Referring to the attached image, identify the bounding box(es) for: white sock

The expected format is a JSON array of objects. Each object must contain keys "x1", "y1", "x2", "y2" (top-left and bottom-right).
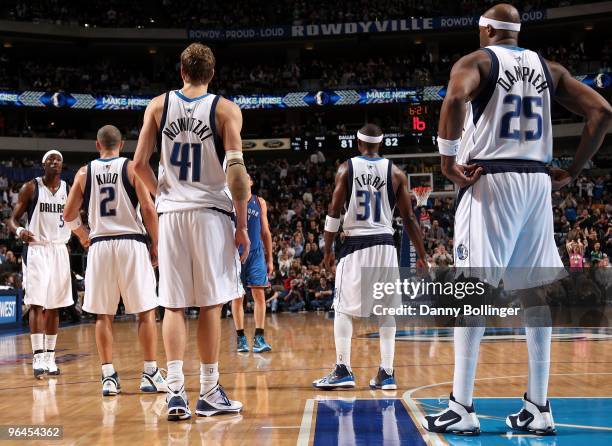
[
  {"x1": 452, "y1": 326, "x2": 485, "y2": 406},
  {"x1": 200, "y1": 362, "x2": 219, "y2": 395},
  {"x1": 334, "y1": 312, "x2": 352, "y2": 370},
  {"x1": 31, "y1": 333, "x2": 44, "y2": 353},
  {"x1": 45, "y1": 334, "x2": 57, "y2": 352},
  {"x1": 144, "y1": 360, "x2": 157, "y2": 375},
  {"x1": 167, "y1": 360, "x2": 184, "y2": 392},
  {"x1": 379, "y1": 325, "x2": 396, "y2": 374},
  {"x1": 101, "y1": 363, "x2": 115, "y2": 377},
  {"x1": 526, "y1": 326, "x2": 552, "y2": 406}
]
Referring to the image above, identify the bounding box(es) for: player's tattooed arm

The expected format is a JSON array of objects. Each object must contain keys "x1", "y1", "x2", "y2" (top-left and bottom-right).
[
  {"x1": 392, "y1": 165, "x2": 428, "y2": 271},
  {"x1": 64, "y1": 165, "x2": 90, "y2": 248},
  {"x1": 258, "y1": 197, "x2": 274, "y2": 275},
  {"x1": 546, "y1": 60, "x2": 612, "y2": 188},
  {"x1": 7, "y1": 180, "x2": 36, "y2": 243},
  {"x1": 134, "y1": 94, "x2": 164, "y2": 196},
  {"x1": 323, "y1": 161, "x2": 348, "y2": 269}
]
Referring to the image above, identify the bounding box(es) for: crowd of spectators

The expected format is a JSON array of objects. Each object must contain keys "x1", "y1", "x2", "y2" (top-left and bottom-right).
[
  {"x1": 0, "y1": 155, "x2": 609, "y2": 316},
  {"x1": 1, "y1": 0, "x2": 593, "y2": 28}
]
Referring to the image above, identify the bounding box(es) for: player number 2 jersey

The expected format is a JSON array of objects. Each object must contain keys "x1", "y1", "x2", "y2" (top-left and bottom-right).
[
  {"x1": 458, "y1": 44, "x2": 554, "y2": 164},
  {"x1": 156, "y1": 91, "x2": 232, "y2": 213},
  {"x1": 343, "y1": 156, "x2": 395, "y2": 236},
  {"x1": 27, "y1": 177, "x2": 70, "y2": 244},
  {"x1": 85, "y1": 157, "x2": 145, "y2": 239}
]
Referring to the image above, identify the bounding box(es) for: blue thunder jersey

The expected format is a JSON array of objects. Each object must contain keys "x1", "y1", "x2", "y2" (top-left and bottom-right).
[
  {"x1": 245, "y1": 195, "x2": 263, "y2": 252},
  {"x1": 342, "y1": 156, "x2": 395, "y2": 236},
  {"x1": 458, "y1": 44, "x2": 554, "y2": 164},
  {"x1": 156, "y1": 90, "x2": 233, "y2": 213},
  {"x1": 84, "y1": 157, "x2": 145, "y2": 239}
]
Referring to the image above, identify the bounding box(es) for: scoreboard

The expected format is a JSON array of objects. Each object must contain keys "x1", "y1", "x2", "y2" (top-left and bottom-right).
[{"x1": 290, "y1": 133, "x2": 435, "y2": 151}]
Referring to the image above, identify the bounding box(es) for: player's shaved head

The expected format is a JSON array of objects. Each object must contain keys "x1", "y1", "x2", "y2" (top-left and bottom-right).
[
  {"x1": 359, "y1": 123, "x2": 383, "y2": 138},
  {"x1": 479, "y1": 3, "x2": 520, "y2": 47},
  {"x1": 482, "y1": 3, "x2": 520, "y2": 24},
  {"x1": 357, "y1": 123, "x2": 383, "y2": 154},
  {"x1": 97, "y1": 125, "x2": 122, "y2": 149}
]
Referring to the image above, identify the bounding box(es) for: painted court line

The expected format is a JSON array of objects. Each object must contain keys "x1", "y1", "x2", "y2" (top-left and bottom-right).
[{"x1": 297, "y1": 398, "x2": 315, "y2": 446}]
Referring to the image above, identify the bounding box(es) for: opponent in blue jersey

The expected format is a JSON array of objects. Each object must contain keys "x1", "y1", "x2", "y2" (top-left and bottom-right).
[{"x1": 232, "y1": 176, "x2": 273, "y2": 353}]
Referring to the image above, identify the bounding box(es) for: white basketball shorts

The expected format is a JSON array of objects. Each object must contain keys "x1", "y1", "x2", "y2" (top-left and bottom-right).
[
  {"x1": 158, "y1": 208, "x2": 244, "y2": 308},
  {"x1": 23, "y1": 243, "x2": 73, "y2": 309},
  {"x1": 334, "y1": 234, "x2": 400, "y2": 318},
  {"x1": 454, "y1": 161, "x2": 564, "y2": 290},
  {"x1": 83, "y1": 235, "x2": 158, "y2": 315}
]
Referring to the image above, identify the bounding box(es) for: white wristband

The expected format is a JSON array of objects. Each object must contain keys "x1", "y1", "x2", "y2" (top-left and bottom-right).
[
  {"x1": 325, "y1": 215, "x2": 341, "y2": 233},
  {"x1": 66, "y1": 216, "x2": 82, "y2": 231},
  {"x1": 15, "y1": 227, "x2": 25, "y2": 238},
  {"x1": 226, "y1": 150, "x2": 244, "y2": 161},
  {"x1": 437, "y1": 137, "x2": 461, "y2": 156}
]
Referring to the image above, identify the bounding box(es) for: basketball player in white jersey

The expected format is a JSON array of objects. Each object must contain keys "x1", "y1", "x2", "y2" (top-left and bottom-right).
[
  {"x1": 422, "y1": 4, "x2": 612, "y2": 436},
  {"x1": 313, "y1": 124, "x2": 427, "y2": 390},
  {"x1": 8, "y1": 150, "x2": 72, "y2": 379},
  {"x1": 63, "y1": 125, "x2": 166, "y2": 396},
  {"x1": 133, "y1": 43, "x2": 249, "y2": 420}
]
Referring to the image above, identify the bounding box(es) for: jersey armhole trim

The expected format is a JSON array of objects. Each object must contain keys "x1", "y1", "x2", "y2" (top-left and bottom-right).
[
  {"x1": 471, "y1": 47, "x2": 499, "y2": 125},
  {"x1": 345, "y1": 159, "x2": 353, "y2": 210},
  {"x1": 156, "y1": 92, "x2": 170, "y2": 154},
  {"x1": 537, "y1": 53, "x2": 555, "y2": 100},
  {"x1": 386, "y1": 160, "x2": 396, "y2": 210},
  {"x1": 121, "y1": 159, "x2": 139, "y2": 210},
  {"x1": 26, "y1": 178, "x2": 39, "y2": 224},
  {"x1": 83, "y1": 162, "x2": 92, "y2": 214},
  {"x1": 209, "y1": 95, "x2": 225, "y2": 169}
]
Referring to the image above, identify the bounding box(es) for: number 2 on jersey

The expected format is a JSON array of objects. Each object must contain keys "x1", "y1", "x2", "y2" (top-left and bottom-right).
[
  {"x1": 500, "y1": 95, "x2": 543, "y2": 141},
  {"x1": 100, "y1": 186, "x2": 116, "y2": 217},
  {"x1": 356, "y1": 190, "x2": 382, "y2": 222},
  {"x1": 170, "y1": 142, "x2": 202, "y2": 182}
]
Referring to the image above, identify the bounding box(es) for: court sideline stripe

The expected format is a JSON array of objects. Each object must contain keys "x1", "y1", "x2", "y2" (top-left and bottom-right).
[{"x1": 297, "y1": 398, "x2": 315, "y2": 446}]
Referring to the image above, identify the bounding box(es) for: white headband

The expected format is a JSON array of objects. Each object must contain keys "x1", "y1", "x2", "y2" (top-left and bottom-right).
[
  {"x1": 357, "y1": 130, "x2": 383, "y2": 144},
  {"x1": 42, "y1": 149, "x2": 63, "y2": 163},
  {"x1": 478, "y1": 16, "x2": 521, "y2": 32}
]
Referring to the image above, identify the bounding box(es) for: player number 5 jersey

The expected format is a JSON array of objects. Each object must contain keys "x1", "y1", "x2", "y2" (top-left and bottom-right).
[
  {"x1": 85, "y1": 157, "x2": 145, "y2": 239},
  {"x1": 156, "y1": 91, "x2": 232, "y2": 213},
  {"x1": 343, "y1": 156, "x2": 395, "y2": 236},
  {"x1": 27, "y1": 177, "x2": 70, "y2": 244},
  {"x1": 458, "y1": 44, "x2": 554, "y2": 164}
]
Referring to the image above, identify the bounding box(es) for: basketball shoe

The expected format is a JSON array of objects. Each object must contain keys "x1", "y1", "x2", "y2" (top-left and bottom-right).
[
  {"x1": 32, "y1": 352, "x2": 46, "y2": 379},
  {"x1": 167, "y1": 385, "x2": 191, "y2": 421},
  {"x1": 101, "y1": 372, "x2": 121, "y2": 396},
  {"x1": 506, "y1": 393, "x2": 556, "y2": 436},
  {"x1": 196, "y1": 383, "x2": 243, "y2": 417},
  {"x1": 45, "y1": 351, "x2": 60, "y2": 376},
  {"x1": 312, "y1": 364, "x2": 356, "y2": 390},
  {"x1": 237, "y1": 335, "x2": 249, "y2": 352},
  {"x1": 421, "y1": 393, "x2": 480, "y2": 435},
  {"x1": 252, "y1": 334, "x2": 271, "y2": 353},
  {"x1": 369, "y1": 367, "x2": 397, "y2": 390},
  {"x1": 140, "y1": 368, "x2": 168, "y2": 393}
]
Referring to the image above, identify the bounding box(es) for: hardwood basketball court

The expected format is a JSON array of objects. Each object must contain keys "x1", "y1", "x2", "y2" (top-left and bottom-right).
[{"x1": 0, "y1": 313, "x2": 611, "y2": 445}]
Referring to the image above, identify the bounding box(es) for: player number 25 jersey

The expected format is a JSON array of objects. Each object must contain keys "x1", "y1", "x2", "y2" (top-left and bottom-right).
[
  {"x1": 458, "y1": 44, "x2": 553, "y2": 164},
  {"x1": 156, "y1": 91, "x2": 232, "y2": 213},
  {"x1": 27, "y1": 177, "x2": 70, "y2": 244},
  {"x1": 343, "y1": 156, "x2": 395, "y2": 236},
  {"x1": 85, "y1": 157, "x2": 145, "y2": 239}
]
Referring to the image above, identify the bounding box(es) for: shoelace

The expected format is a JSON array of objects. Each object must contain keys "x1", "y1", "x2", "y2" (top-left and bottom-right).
[{"x1": 213, "y1": 385, "x2": 231, "y2": 406}]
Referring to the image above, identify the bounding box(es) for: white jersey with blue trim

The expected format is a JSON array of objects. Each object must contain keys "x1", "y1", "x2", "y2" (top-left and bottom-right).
[
  {"x1": 85, "y1": 157, "x2": 145, "y2": 239},
  {"x1": 27, "y1": 177, "x2": 70, "y2": 244},
  {"x1": 342, "y1": 156, "x2": 395, "y2": 236},
  {"x1": 458, "y1": 44, "x2": 554, "y2": 164},
  {"x1": 156, "y1": 90, "x2": 232, "y2": 213}
]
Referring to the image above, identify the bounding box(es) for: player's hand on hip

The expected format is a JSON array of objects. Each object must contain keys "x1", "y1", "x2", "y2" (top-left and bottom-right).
[
  {"x1": 453, "y1": 163, "x2": 483, "y2": 188},
  {"x1": 323, "y1": 250, "x2": 335, "y2": 270},
  {"x1": 550, "y1": 167, "x2": 573, "y2": 190},
  {"x1": 19, "y1": 230, "x2": 36, "y2": 243},
  {"x1": 235, "y1": 227, "x2": 250, "y2": 263}
]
